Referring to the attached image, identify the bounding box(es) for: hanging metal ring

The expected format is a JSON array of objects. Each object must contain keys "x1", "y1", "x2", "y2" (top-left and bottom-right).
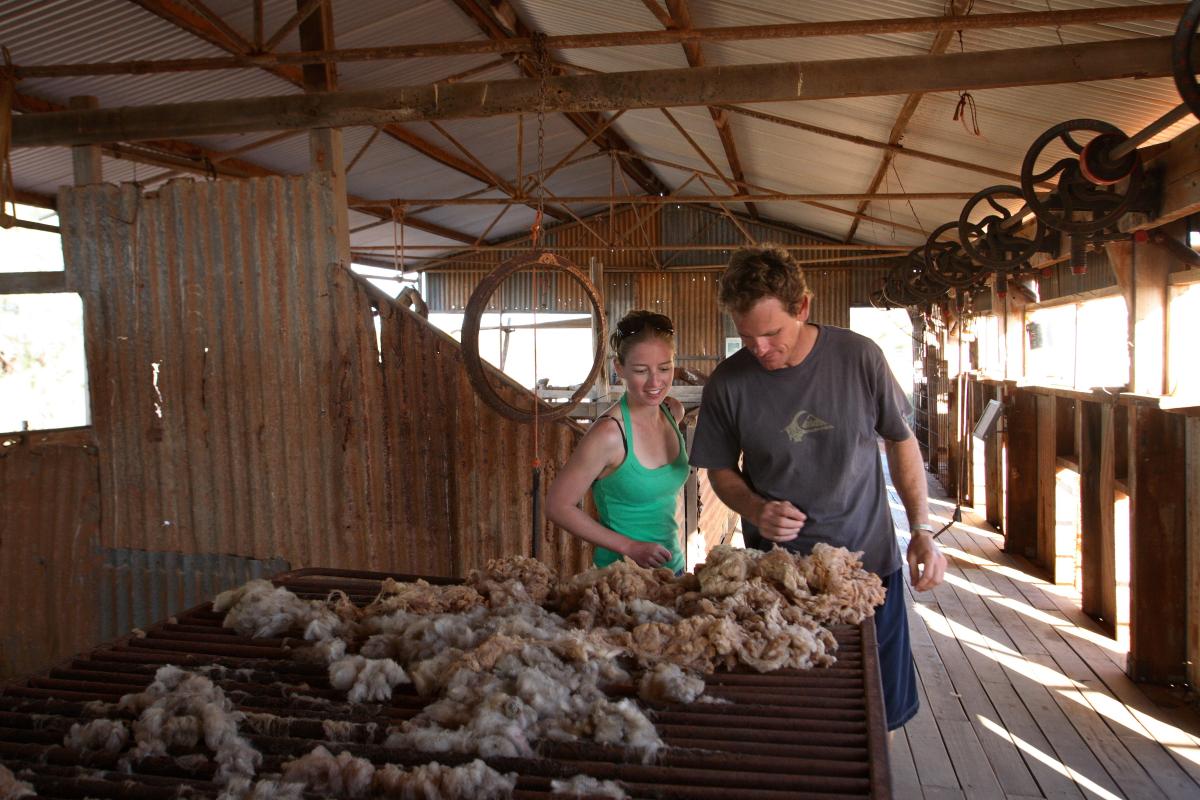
[{"x1": 461, "y1": 251, "x2": 607, "y2": 423}]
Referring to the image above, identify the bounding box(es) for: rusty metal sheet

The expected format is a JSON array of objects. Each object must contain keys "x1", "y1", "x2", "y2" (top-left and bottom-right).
[
  {"x1": 424, "y1": 204, "x2": 896, "y2": 321},
  {"x1": 0, "y1": 431, "x2": 100, "y2": 680},
  {"x1": 1036, "y1": 248, "x2": 1118, "y2": 302},
  {"x1": 96, "y1": 549, "x2": 290, "y2": 643},
  {"x1": 698, "y1": 468, "x2": 739, "y2": 552},
  {"x1": 53, "y1": 174, "x2": 592, "y2": 602}
]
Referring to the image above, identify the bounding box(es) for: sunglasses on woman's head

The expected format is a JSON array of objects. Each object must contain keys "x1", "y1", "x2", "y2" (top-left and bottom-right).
[{"x1": 616, "y1": 313, "x2": 674, "y2": 338}]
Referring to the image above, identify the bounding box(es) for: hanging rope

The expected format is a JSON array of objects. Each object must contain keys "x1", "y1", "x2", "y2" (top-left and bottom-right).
[
  {"x1": 1, "y1": 47, "x2": 18, "y2": 229},
  {"x1": 392, "y1": 202, "x2": 405, "y2": 280},
  {"x1": 528, "y1": 31, "x2": 553, "y2": 558}
]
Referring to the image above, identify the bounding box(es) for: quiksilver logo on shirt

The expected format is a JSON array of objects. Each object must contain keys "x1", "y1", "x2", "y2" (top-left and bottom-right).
[{"x1": 783, "y1": 410, "x2": 834, "y2": 443}]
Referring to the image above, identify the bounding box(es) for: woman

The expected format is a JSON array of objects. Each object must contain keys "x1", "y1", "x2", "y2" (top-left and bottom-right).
[{"x1": 546, "y1": 310, "x2": 688, "y2": 573}]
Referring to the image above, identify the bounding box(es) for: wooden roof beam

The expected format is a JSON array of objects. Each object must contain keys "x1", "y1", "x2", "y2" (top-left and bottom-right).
[
  {"x1": 844, "y1": 0, "x2": 971, "y2": 243},
  {"x1": 128, "y1": 0, "x2": 252, "y2": 55},
  {"x1": 350, "y1": 191, "x2": 975, "y2": 207},
  {"x1": 14, "y1": 36, "x2": 1177, "y2": 148},
  {"x1": 126, "y1": 0, "x2": 551, "y2": 223},
  {"x1": 720, "y1": 104, "x2": 1037, "y2": 186},
  {"x1": 663, "y1": 0, "x2": 757, "y2": 218},
  {"x1": 448, "y1": 0, "x2": 668, "y2": 197},
  {"x1": 12, "y1": 89, "x2": 475, "y2": 245},
  {"x1": 26, "y1": 4, "x2": 1187, "y2": 77}
]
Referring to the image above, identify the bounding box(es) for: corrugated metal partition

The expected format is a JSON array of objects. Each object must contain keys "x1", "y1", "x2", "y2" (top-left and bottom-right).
[
  {"x1": 1036, "y1": 248, "x2": 1118, "y2": 302},
  {"x1": 371, "y1": 293, "x2": 591, "y2": 578},
  {"x1": 633, "y1": 271, "x2": 724, "y2": 368},
  {"x1": 0, "y1": 430, "x2": 101, "y2": 679},
  {"x1": 50, "y1": 175, "x2": 591, "y2": 673}
]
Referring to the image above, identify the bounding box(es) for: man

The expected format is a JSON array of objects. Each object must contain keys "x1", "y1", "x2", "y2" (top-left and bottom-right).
[{"x1": 690, "y1": 244, "x2": 946, "y2": 731}]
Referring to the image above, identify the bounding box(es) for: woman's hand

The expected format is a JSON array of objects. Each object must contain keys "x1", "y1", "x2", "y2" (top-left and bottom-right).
[{"x1": 625, "y1": 540, "x2": 673, "y2": 569}]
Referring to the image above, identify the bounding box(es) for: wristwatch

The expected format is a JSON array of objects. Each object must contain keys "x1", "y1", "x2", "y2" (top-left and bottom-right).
[{"x1": 910, "y1": 523, "x2": 934, "y2": 535}]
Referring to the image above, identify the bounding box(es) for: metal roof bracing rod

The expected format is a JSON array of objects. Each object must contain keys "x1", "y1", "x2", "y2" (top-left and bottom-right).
[
  {"x1": 11, "y1": 4, "x2": 1188, "y2": 78},
  {"x1": 11, "y1": 37, "x2": 1177, "y2": 149},
  {"x1": 128, "y1": 0, "x2": 572, "y2": 226}
]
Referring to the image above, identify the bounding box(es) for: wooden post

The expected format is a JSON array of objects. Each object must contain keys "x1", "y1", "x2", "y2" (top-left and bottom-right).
[
  {"x1": 1186, "y1": 417, "x2": 1200, "y2": 692},
  {"x1": 683, "y1": 422, "x2": 699, "y2": 543},
  {"x1": 945, "y1": 380, "x2": 959, "y2": 499},
  {"x1": 1127, "y1": 405, "x2": 1188, "y2": 684},
  {"x1": 1035, "y1": 394, "x2": 1057, "y2": 577},
  {"x1": 925, "y1": 345, "x2": 939, "y2": 476},
  {"x1": 1080, "y1": 401, "x2": 1117, "y2": 636},
  {"x1": 1005, "y1": 389, "x2": 1038, "y2": 559},
  {"x1": 298, "y1": 1, "x2": 349, "y2": 265},
  {"x1": 1003, "y1": 286, "x2": 1027, "y2": 381},
  {"x1": 590, "y1": 257, "x2": 609, "y2": 399},
  {"x1": 984, "y1": 383, "x2": 1004, "y2": 529},
  {"x1": 69, "y1": 96, "x2": 102, "y2": 185},
  {"x1": 1107, "y1": 238, "x2": 1172, "y2": 395}
]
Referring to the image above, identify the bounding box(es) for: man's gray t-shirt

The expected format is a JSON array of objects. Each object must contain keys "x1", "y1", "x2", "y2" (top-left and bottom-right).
[{"x1": 690, "y1": 325, "x2": 912, "y2": 576}]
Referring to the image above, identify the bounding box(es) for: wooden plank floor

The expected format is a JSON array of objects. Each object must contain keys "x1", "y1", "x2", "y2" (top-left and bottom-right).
[{"x1": 884, "y1": 467, "x2": 1200, "y2": 800}]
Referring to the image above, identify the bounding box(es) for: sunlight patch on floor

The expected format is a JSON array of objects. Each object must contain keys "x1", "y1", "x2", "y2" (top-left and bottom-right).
[
  {"x1": 978, "y1": 715, "x2": 1124, "y2": 800},
  {"x1": 913, "y1": 603, "x2": 1080, "y2": 689},
  {"x1": 938, "y1": 546, "x2": 1126, "y2": 656},
  {"x1": 987, "y1": 596, "x2": 1126, "y2": 655}
]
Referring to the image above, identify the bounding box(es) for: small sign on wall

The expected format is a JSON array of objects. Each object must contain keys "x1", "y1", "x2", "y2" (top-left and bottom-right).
[{"x1": 724, "y1": 337, "x2": 742, "y2": 358}]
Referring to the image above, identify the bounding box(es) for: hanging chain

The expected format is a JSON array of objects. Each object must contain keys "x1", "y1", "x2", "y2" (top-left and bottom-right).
[{"x1": 530, "y1": 32, "x2": 549, "y2": 248}]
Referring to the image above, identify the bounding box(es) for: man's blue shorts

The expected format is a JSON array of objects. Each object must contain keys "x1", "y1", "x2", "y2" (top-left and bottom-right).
[{"x1": 875, "y1": 567, "x2": 919, "y2": 730}]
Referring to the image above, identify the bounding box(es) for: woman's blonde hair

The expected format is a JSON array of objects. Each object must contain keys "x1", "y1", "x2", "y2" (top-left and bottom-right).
[{"x1": 609, "y1": 309, "x2": 675, "y2": 363}]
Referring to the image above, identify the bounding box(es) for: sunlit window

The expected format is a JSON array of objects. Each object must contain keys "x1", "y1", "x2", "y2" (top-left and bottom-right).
[
  {"x1": 0, "y1": 204, "x2": 89, "y2": 433},
  {"x1": 1024, "y1": 295, "x2": 1127, "y2": 390},
  {"x1": 1025, "y1": 304, "x2": 1076, "y2": 386},
  {"x1": 1075, "y1": 295, "x2": 1128, "y2": 390},
  {"x1": 974, "y1": 313, "x2": 1003, "y2": 378},
  {"x1": 1168, "y1": 280, "x2": 1200, "y2": 400}
]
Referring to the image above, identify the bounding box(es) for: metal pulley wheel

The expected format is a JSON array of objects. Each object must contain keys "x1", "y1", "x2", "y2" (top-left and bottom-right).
[
  {"x1": 461, "y1": 251, "x2": 607, "y2": 423},
  {"x1": 1174, "y1": 0, "x2": 1200, "y2": 120},
  {"x1": 957, "y1": 185, "x2": 1047, "y2": 270},
  {"x1": 923, "y1": 222, "x2": 988, "y2": 290},
  {"x1": 883, "y1": 255, "x2": 926, "y2": 306},
  {"x1": 902, "y1": 248, "x2": 947, "y2": 302},
  {"x1": 1019, "y1": 119, "x2": 1143, "y2": 235}
]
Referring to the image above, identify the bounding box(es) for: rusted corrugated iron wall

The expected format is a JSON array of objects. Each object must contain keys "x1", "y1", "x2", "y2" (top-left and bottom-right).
[
  {"x1": 698, "y1": 468, "x2": 739, "y2": 551},
  {"x1": 0, "y1": 430, "x2": 101, "y2": 679},
  {"x1": 59, "y1": 177, "x2": 359, "y2": 566},
  {"x1": 370, "y1": 293, "x2": 591, "y2": 577},
  {"x1": 51, "y1": 174, "x2": 590, "y2": 662},
  {"x1": 1036, "y1": 248, "x2": 1117, "y2": 301},
  {"x1": 425, "y1": 204, "x2": 896, "y2": 354}
]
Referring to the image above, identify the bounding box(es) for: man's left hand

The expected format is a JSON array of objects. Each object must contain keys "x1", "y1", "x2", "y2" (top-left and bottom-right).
[{"x1": 906, "y1": 531, "x2": 947, "y2": 592}]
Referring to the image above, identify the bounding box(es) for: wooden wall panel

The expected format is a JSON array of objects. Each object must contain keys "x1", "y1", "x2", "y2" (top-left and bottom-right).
[
  {"x1": 1005, "y1": 390, "x2": 1038, "y2": 560},
  {"x1": 1079, "y1": 401, "x2": 1117, "y2": 637},
  {"x1": 1036, "y1": 394, "x2": 1057, "y2": 577},
  {"x1": 1128, "y1": 406, "x2": 1188, "y2": 684}
]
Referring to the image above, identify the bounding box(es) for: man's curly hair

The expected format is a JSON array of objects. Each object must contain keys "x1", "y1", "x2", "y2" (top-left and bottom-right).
[{"x1": 718, "y1": 245, "x2": 812, "y2": 316}]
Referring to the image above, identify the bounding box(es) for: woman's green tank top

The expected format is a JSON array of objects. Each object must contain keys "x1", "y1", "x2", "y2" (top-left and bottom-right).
[{"x1": 590, "y1": 394, "x2": 689, "y2": 573}]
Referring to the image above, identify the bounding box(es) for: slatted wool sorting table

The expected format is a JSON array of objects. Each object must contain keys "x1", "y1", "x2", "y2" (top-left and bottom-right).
[{"x1": 0, "y1": 567, "x2": 892, "y2": 798}]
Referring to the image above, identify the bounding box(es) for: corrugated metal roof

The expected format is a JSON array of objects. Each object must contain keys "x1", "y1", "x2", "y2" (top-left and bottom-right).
[{"x1": 5, "y1": 0, "x2": 1196, "y2": 253}]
